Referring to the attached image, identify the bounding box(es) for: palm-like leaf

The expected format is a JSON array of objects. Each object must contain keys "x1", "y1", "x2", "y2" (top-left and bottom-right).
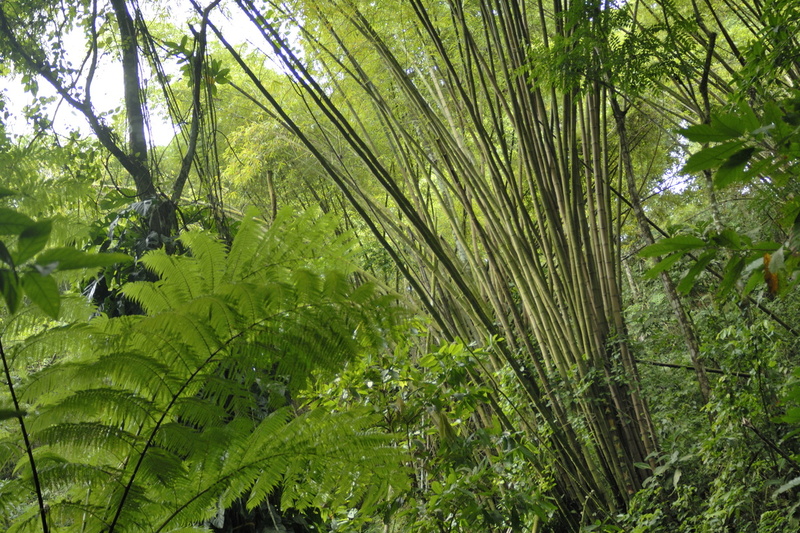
[{"x1": 1, "y1": 210, "x2": 407, "y2": 532}]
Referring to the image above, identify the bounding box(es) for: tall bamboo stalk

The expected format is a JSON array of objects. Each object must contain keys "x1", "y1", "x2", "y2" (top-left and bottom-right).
[{"x1": 208, "y1": 0, "x2": 661, "y2": 520}]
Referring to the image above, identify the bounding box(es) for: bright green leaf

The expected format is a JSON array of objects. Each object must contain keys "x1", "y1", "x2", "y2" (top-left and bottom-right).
[
  {"x1": 21, "y1": 270, "x2": 60, "y2": 318},
  {"x1": 639, "y1": 236, "x2": 707, "y2": 258},
  {"x1": 15, "y1": 219, "x2": 52, "y2": 264}
]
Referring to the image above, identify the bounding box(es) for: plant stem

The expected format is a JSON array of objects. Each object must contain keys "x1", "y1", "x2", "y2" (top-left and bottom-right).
[{"x1": 0, "y1": 336, "x2": 48, "y2": 533}]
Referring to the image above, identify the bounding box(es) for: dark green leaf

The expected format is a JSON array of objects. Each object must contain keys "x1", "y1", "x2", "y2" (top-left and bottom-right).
[
  {"x1": 714, "y1": 147, "x2": 756, "y2": 188},
  {"x1": 21, "y1": 270, "x2": 60, "y2": 318},
  {"x1": 0, "y1": 269, "x2": 21, "y2": 314},
  {"x1": 644, "y1": 252, "x2": 683, "y2": 279},
  {"x1": 717, "y1": 256, "x2": 745, "y2": 298},
  {"x1": 0, "y1": 241, "x2": 14, "y2": 268},
  {"x1": 15, "y1": 220, "x2": 52, "y2": 264},
  {"x1": 682, "y1": 141, "x2": 743, "y2": 174},
  {"x1": 35, "y1": 248, "x2": 132, "y2": 271},
  {"x1": 742, "y1": 269, "x2": 763, "y2": 297},
  {"x1": 711, "y1": 229, "x2": 742, "y2": 249},
  {"x1": 680, "y1": 121, "x2": 741, "y2": 143},
  {"x1": 0, "y1": 187, "x2": 17, "y2": 199},
  {"x1": 677, "y1": 250, "x2": 716, "y2": 294},
  {"x1": 0, "y1": 208, "x2": 35, "y2": 236},
  {"x1": 639, "y1": 236, "x2": 707, "y2": 258}
]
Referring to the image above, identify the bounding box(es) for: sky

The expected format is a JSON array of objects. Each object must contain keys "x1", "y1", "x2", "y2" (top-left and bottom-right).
[{"x1": 2, "y1": 0, "x2": 267, "y2": 146}]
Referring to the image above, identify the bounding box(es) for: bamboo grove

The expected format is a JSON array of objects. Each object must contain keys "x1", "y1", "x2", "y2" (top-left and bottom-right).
[{"x1": 1, "y1": 0, "x2": 799, "y2": 530}]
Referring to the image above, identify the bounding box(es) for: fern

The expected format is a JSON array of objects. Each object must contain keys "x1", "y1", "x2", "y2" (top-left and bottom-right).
[{"x1": 1, "y1": 210, "x2": 408, "y2": 532}]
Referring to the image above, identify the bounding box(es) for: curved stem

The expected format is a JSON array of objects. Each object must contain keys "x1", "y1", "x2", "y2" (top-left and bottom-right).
[{"x1": 0, "y1": 336, "x2": 48, "y2": 533}]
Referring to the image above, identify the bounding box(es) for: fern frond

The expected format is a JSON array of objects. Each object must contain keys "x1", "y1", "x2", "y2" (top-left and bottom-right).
[
  {"x1": 3, "y1": 210, "x2": 408, "y2": 531},
  {"x1": 178, "y1": 229, "x2": 228, "y2": 294},
  {"x1": 35, "y1": 422, "x2": 137, "y2": 460}
]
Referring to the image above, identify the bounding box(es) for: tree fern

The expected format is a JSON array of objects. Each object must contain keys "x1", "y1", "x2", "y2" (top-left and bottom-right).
[{"x1": 1, "y1": 209, "x2": 408, "y2": 532}]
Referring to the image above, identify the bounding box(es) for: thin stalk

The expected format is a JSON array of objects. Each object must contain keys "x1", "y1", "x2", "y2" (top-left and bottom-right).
[{"x1": 0, "y1": 336, "x2": 48, "y2": 533}]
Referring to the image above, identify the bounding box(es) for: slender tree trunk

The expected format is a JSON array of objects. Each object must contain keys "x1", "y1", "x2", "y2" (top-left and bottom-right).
[{"x1": 610, "y1": 94, "x2": 712, "y2": 404}]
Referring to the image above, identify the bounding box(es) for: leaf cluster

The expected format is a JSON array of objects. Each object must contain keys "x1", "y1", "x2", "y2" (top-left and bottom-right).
[{"x1": 0, "y1": 209, "x2": 409, "y2": 532}]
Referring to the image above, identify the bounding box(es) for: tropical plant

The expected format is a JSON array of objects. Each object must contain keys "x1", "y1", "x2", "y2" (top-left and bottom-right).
[{"x1": 0, "y1": 208, "x2": 408, "y2": 532}]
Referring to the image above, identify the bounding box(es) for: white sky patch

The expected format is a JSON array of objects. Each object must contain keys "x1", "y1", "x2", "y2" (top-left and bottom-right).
[{"x1": 2, "y1": 0, "x2": 274, "y2": 146}]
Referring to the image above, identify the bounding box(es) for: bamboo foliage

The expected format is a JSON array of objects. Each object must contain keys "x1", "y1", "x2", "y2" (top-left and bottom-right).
[{"x1": 204, "y1": 0, "x2": 664, "y2": 519}]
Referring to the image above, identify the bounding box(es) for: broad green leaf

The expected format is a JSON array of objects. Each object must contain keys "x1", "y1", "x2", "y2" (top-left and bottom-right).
[
  {"x1": 0, "y1": 269, "x2": 21, "y2": 314},
  {"x1": 0, "y1": 208, "x2": 35, "y2": 236},
  {"x1": 742, "y1": 269, "x2": 763, "y2": 297},
  {"x1": 21, "y1": 270, "x2": 60, "y2": 318},
  {"x1": 679, "y1": 121, "x2": 741, "y2": 143},
  {"x1": 752, "y1": 240, "x2": 781, "y2": 252},
  {"x1": 644, "y1": 252, "x2": 682, "y2": 279},
  {"x1": 639, "y1": 236, "x2": 707, "y2": 258},
  {"x1": 711, "y1": 229, "x2": 742, "y2": 249},
  {"x1": 713, "y1": 147, "x2": 756, "y2": 188},
  {"x1": 418, "y1": 354, "x2": 438, "y2": 368},
  {"x1": 717, "y1": 256, "x2": 745, "y2": 297},
  {"x1": 677, "y1": 250, "x2": 716, "y2": 294},
  {"x1": 15, "y1": 219, "x2": 52, "y2": 264},
  {"x1": 682, "y1": 141, "x2": 743, "y2": 174},
  {"x1": 0, "y1": 187, "x2": 17, "y2": 199},
  {"x1": 35, "y1": 248, "x2": 132, "y2": 271},
  {"x1": 733, "y1": 103, "x2": 760, "y2": 132}
]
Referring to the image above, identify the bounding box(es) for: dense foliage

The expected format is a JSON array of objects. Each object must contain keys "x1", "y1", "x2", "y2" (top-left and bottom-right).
[{"x1": 0, "y1": 0, "x2": 799, "y2": 531}]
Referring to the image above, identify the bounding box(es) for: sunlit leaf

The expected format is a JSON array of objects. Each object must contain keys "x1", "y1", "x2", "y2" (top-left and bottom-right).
[
  {"x1": 21, "y1": 270, "x2": 60, "y2": 318},
  {"x1": 639, "y1": 236, "x2": 707, "y2": 258}
]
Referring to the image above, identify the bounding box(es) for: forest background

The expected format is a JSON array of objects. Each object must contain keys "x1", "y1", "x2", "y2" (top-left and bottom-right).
[{"x1": 0, "y1": 0, "x2": 799, "y2": 531}]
